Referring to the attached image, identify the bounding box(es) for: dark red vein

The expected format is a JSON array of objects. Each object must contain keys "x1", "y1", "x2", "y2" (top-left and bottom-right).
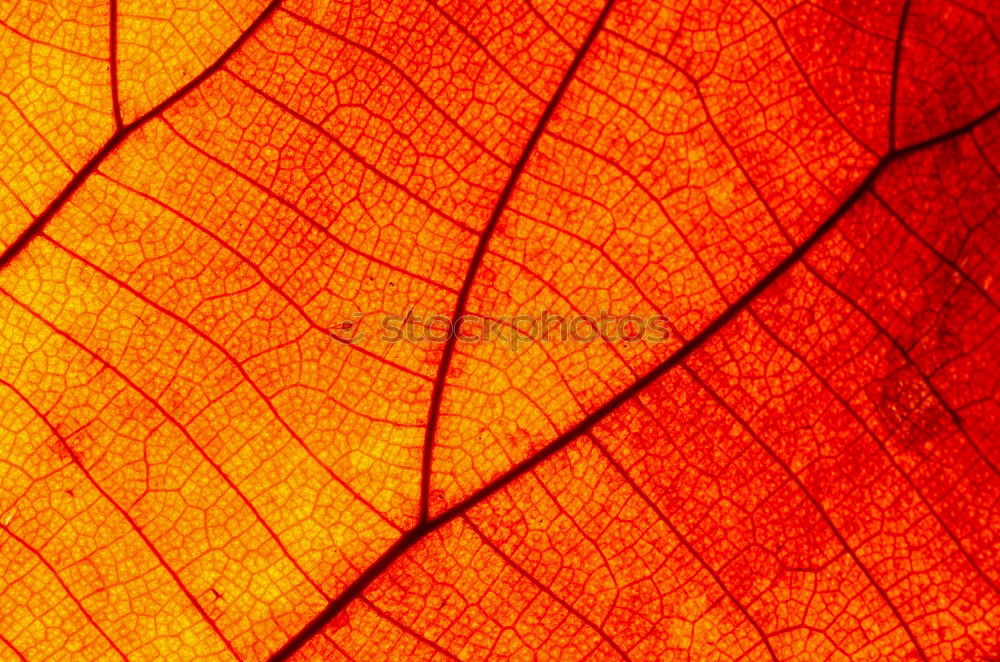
[
  {"x1": 0, "y1": 0, "x2": 284, "y2": 273},
  {"x1": 0, "y1": 633, "x2": 27, "y2": 662},
  {"x1": 417, "y1": 0, "x2": 618, "y2": 524},
  {"x1": 889, "y1": 0, "x2": 913, "y2": 150},
  {"x1": 268, "y1": 100, "x2": 1000, "y2": 662},
  {"x1": 109, "y1": 0, "x2": 123, "y2": 128}
]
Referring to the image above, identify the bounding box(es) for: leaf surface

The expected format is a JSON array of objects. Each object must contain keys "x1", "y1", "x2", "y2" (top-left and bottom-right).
[{"x1": 0, "y1": 0, "x2": 998, "y2": 660}]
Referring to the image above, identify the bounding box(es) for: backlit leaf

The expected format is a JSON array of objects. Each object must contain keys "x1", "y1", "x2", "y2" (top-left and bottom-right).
[{"x1": 1, "y1": 0, "x2": 998, "y2": 659}]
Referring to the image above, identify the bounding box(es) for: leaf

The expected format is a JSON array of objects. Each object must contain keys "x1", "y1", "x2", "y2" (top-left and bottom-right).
[{"x1": 0, "y1": 0, "x2": 998, "y2": 660}]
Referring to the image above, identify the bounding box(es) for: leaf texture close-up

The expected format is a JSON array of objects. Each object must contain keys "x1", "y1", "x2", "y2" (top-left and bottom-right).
[{"x1": 0, "y1": 0, "x2": 998, "y2": 659}]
